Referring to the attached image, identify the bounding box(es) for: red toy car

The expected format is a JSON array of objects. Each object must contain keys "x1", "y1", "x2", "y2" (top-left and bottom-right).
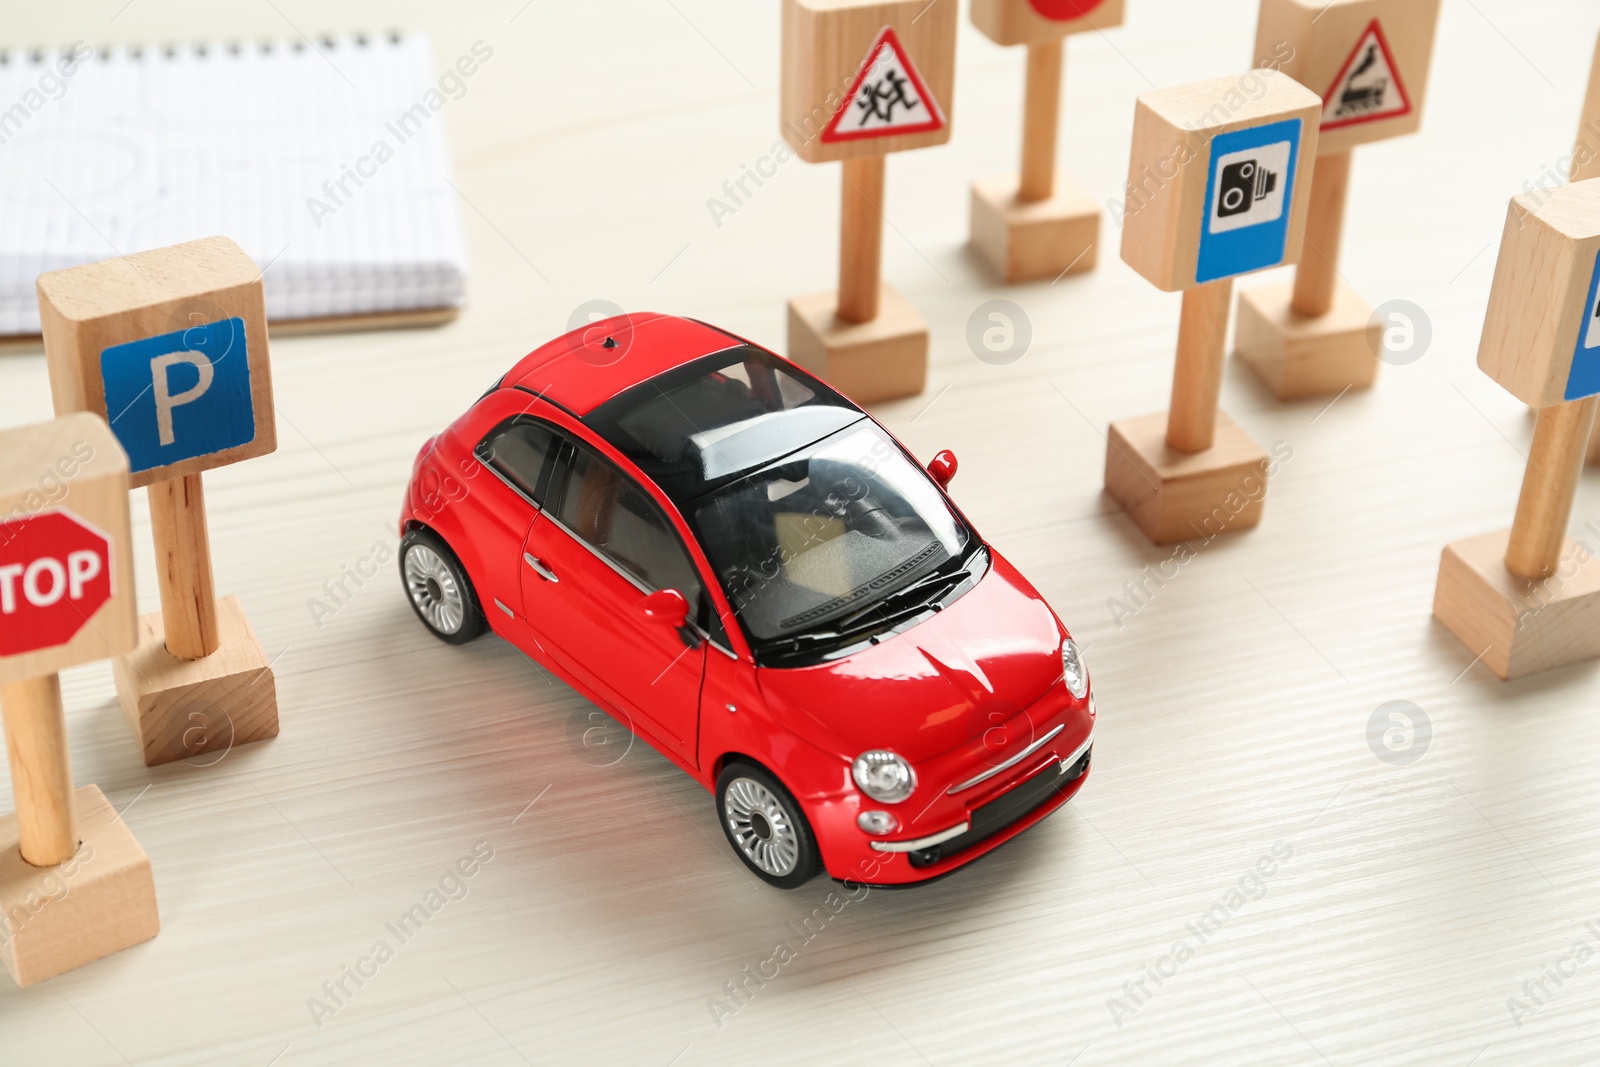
[{"x1": 399, "y1": 315, "x2": 1094, "y2": 887}]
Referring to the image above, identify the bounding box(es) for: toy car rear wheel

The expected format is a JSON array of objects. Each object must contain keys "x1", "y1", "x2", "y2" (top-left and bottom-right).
[
  {"x1": 400, "y1": 527, "x2": 485, "y2": 645},
  {"x1": 716, "y1": 761, "x2": 820, "y2": 889}
]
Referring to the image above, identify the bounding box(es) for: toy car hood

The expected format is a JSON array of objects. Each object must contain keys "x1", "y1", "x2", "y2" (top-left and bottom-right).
[{"x1": 753, "y1": 553, "x2": 1068, "y2": 767}]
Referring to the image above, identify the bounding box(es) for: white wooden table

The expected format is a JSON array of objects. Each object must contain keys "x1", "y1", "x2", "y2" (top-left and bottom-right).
[{"x1": 4, "y1": 1, "x2": 1600, "y2": 1063}]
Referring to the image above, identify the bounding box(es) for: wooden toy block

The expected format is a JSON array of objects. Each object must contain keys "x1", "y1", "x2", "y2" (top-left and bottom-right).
[
  {"x1": 970, "y1": 174, "x2": 1100, "y2": 283},
  {"x1": 1238, "y1": 1, "x2": 1440, "y2": 397},
  {"x1": 39, "y1": 238, "x2": 282, "y2": 758},
  {"x1": 0, "y1": 414, "x2": 137, "y2": 686},
  {"x1": 0, "y1": 416, "x2": 158, "y2": 986},
  {"x1": 1434, "y1": 530, "x2": 1600, "y2": 681},
  {"x1": 787, "y1": 284, "x2": 929, "y2": 404},
  {"x1": 781, "y1": 1, "x2": 955, "y2": 401},
  {"x1": 37, "y1": 236, "x2": 276, "y2": 491},
  {"x1": 1104, "y1": 411, "x2": 1270, "y2": 545},
  {"x1": 1119, "y1": 70, "x2": 1321, "y2": 292},
  {"x1": 780, "y1": 0, "x2": 957, "y2": 165},
  {"x1": 1429, "y1": 174, "x2": 1600, "y2": 678},
  {"x1": 1107, "y1": 65, "x2": 1313, "y2": 543},
  {"x1": 1254, "y1": 0, "x2": 1442, "y2": 156},
  {"x1": 971, "y1": 0, "x2": 1126, "y2": 47},
  {"x1": 968, "y1": 2, "x2": 1124, "y2": 281},
  {"x1": 1235, "y1": 278, "x2": 1381, "y2": 398},
  {"x1": 113, "y1": 596, "x2": 279, "y2": 767},
  {"x1": 1477, "y1": 180, "x2": 1600, "y2": 408},
  {"x1": 0, "y1": 784, "x2": 159, "y2": 987},
  {"x1": 1434, "y1": 310, "x2": 1600, "y2": 678}
]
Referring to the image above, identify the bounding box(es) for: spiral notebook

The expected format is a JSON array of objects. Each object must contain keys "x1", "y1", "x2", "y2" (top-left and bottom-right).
[{"x1": 0, "y1": 32, "x2": 467, "y2": 339}]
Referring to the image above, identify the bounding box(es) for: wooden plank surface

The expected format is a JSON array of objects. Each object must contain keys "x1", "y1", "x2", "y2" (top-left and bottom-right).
[{"x1": 3, "y1": 1, "x2": 1600, "y2": 1064}]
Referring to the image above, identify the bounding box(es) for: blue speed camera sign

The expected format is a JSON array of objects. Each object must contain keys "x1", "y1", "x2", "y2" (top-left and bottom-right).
[
  {"x1": 1196, "y1": 118, "x2": 1303, "y2": 284},
  {"x1": 99, "y1": 317, "x2": 256, "y2": 475}
]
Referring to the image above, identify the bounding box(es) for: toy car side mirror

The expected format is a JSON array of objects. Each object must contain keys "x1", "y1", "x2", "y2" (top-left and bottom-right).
[
  {"x1": 927, "y1": 449, "x2": 958, "y2": 489},
  {"x1": 641, "y1": 588, "x2": 691, "y2": 629}
]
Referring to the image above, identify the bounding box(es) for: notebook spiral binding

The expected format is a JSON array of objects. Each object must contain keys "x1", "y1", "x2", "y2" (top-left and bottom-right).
[{"x1": 0, "y1": 31, "x2": 406, "y2": 66}]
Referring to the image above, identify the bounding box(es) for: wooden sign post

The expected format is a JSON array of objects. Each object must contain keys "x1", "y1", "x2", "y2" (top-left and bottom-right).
[
  {"x1": 969, "y1": 0, "x2": 1125, "y2": 283},
  {"x1": 1433, "y1": 180, "x2": 1600, "y2": 679},
  {"x1": 38, "y1": 237, "x2": 281, "y2": 765},
  {"x1": 1234, "y1": 0, "x2": 1441, "y2": 398},
  {"x1": 1106, "y1": 71, "x2": 1320, "y2": 544},
  {"x1": 0, "y1": 414, "x2": 159, "y2": 986},
  {"x1": 781, "y1": 0, "x2": 957, "y2": 404}
]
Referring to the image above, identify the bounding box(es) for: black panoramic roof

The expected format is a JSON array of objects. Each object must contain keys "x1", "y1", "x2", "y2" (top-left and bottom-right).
[{"x1": 583, "y1": 345, "x2": 864, "y2": 505}]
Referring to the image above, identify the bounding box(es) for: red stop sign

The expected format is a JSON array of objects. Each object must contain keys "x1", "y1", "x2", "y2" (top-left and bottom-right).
[
  {"x1": 0, "y1": 510, "x2": 114, "y2": 658},
  {"x1": 1028, "y1": 0, "x2": 1108, "y2": 19}
]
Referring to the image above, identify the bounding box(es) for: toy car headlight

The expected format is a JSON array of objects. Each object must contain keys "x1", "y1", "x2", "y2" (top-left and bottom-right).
[
  {"x1": 1061, "y1": 638, "x2": 1089, "y2": 700},
  {"x1": 852, "y1": 750, "x2": 916, "y2": 804}
]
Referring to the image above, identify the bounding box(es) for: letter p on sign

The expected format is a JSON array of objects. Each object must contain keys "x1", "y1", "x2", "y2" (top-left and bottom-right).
[
  {"x1": 150, "y1": 349, "x2": 217, "y2": 446},
  {"x1": 98, "y1": 316, "x2": 255, "y2": 475}
]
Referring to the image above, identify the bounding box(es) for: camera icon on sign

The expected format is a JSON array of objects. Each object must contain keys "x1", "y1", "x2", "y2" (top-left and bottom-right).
[
  {"x1": 1217, "y1": 160, "x2": 1279, "y2": 218},
  {"x1": 1208, "y1": 141, "x2": 1291, "y2": 234}
]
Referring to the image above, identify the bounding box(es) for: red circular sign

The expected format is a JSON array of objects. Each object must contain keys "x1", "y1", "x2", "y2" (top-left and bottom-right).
[
  {"x1": 0, "y1": 510, "x2": 113, "y2": 658},
  {"x1": 1028, "y1": 0, "x2": 1108, "y2": 20}
]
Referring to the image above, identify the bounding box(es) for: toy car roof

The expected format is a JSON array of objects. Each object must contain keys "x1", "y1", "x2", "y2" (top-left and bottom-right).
[{"x1": 501, "y1": 313, "x2": 746, "y2": 415}]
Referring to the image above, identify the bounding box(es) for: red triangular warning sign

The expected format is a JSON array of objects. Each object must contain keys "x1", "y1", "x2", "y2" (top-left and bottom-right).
[
  {"x1": 1321, "y1": 19, "x2": 1412, "y2": 130},
  {"x1": 820, "y1": 27, "x2": 945, "y2": 144}
]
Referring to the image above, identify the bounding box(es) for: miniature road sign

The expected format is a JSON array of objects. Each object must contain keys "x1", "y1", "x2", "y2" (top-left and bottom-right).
[
  {"x1": 1434, "y1": 180, "x2": 1600, "y2": 679},
  {"x1": 782, "y1": 0, "x2": 957, "y2": 404},
  {"x1": 40, "y1": 240, "x2": 275, "y2": 489},
  {"x1": 38, "y1": 237, "x2": 280, "y2": 765},
  {"x1": 0, "y1": 414, "x2": 158, "y2": 987},
  {"x1": 969, "y1": 0, "x2": 1127, "y2": 282},
  {"x1": 0, "y1": 511, "x2": 115, "y2": 658},
  {"x1": 1319, "y1": 20, "x2": 1412, "y2": 131},
  {"x1": 1479, "y1": 182, "x2": 1600, "y2": 408},
  {"x1": 1106, "y1": 70, "x2": 1319, "y2": 544},
  {"x1": 1234, "y1": 0, "x2": 1441, "y2": 399},
  {"x1": 820, "y1": 28, "x2": 945, "y2": 142},
  {"x1": 0, "y1": 415, "x2": 136, "y2": 687}
]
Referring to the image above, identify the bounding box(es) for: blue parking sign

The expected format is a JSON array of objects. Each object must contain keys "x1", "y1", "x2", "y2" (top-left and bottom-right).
[
  {"x1": 1196, "y1": 119, "x2": 1303, "y2": 284},
  {"x1": 1567, "y1": 249, "x2": 1600, "y2": 401},
  {"x1": 100, "y1": 317, "x2": 256, "y2": 475}
]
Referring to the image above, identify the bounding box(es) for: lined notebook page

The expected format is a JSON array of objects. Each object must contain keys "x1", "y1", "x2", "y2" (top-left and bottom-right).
[{"x1": 0, "y1": 33, "x2": 466, "y2": 335}]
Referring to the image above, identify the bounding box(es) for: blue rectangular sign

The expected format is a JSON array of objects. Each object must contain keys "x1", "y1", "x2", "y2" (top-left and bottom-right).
[
  {"x1": 1196, "y1": 118, "x2": 1303, "y2": 285},
  {"x1": 1567, "y1": 248, "x2": 1600, "y2": 401},
  {"x1": 100, "y1": 317, "x2": 255, "y2": 474}
]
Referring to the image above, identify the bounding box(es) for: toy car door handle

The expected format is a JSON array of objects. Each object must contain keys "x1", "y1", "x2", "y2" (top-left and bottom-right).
[{"x1": 523, "y1": 552, "x2": 559, "y2": 583}]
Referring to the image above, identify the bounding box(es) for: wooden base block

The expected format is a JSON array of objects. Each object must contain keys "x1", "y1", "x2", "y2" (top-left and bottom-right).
[
  {"x1": 786, "y1": 286, "x2": 928, "y2": 405},
  {"x1": 969, "y1": 175, "x2": 1100, "y2": 283},
  {"x1": 0, "y1": 785, "x2": 159, "y2": 987},
  {"x1": 1433, "y1": 530, "x2": 1600, "y2": 680},
  {"x1": 1234, "y1": 281, "x2": 1381, "y2": 399},
  {"x1": 1105, "y1": 411, "x2": 1271, "y2": 545},
  {"x1": 112, "y1": 596, "x2": 279, "y2": 767}
]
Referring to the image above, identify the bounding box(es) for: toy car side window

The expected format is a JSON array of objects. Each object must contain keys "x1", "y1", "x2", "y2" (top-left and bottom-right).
[
  {"x1": 477, "y1": 418, "x2": 559, "y2": 506},
  {"x1": 555, "y1": 441, "x2": 714, "y2": 626}
]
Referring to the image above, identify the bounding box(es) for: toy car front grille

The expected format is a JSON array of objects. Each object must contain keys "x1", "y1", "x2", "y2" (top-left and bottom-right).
[{"x1": 908, "y1": 747, "x2": 1090, "y2": 869}]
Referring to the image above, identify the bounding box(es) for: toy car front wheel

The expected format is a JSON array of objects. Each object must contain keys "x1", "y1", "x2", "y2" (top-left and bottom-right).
[
  {"x1": 716, "y1": 761, "x2": 821, "y2": 889},
  {"x1": 400, "y1": 527, "x2": 485, "y2": 644}
]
